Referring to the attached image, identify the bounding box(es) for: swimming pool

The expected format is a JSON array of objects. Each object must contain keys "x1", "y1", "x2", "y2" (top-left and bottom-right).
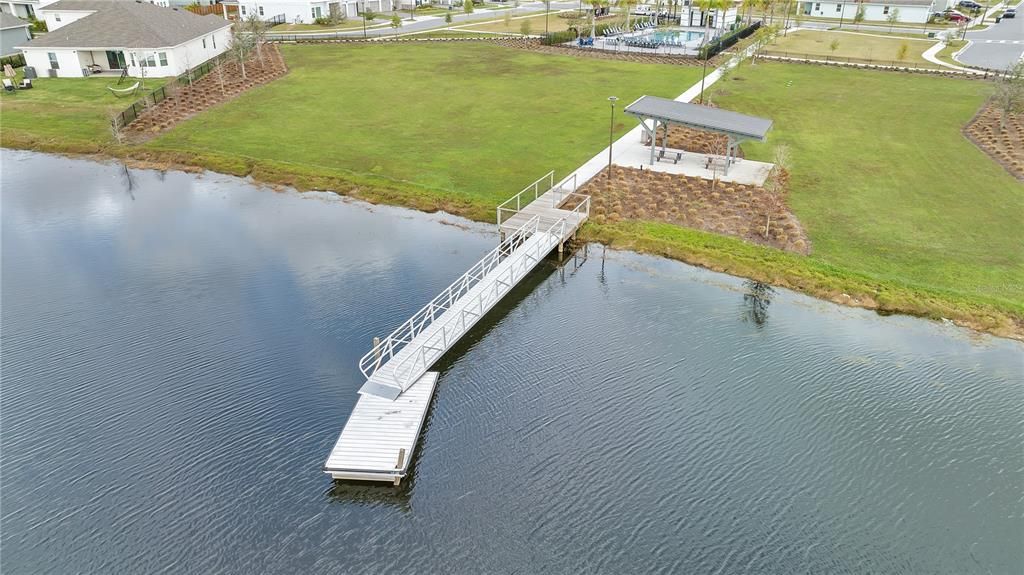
[{"x1": 634, "y1": 28, "x2": 705, "y2": 44}]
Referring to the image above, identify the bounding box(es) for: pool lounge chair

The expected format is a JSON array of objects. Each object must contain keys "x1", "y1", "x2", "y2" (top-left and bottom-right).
[{"x1": 2, "y1": 79, "x2": 15, "y2": 93}]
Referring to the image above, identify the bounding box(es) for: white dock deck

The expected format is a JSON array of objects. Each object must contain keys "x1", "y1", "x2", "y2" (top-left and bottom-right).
[
  {"x1": 324, "y1": 372, "x2": 438, "y2": 484},
  {"x1": 325, "y1": 171, "x2": 590, "y2": 484}
]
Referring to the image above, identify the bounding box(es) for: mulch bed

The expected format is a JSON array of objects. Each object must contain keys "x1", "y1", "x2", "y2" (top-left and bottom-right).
[
  {"x1": 124, "y1": 44, "x2": 288, "y2": 139},
  {"x1": 963, "y1": 100, "x2": 1023, "y2": 181},
  {"x1": 578, "y1": 166, "x2": 810, "y2": 254},
  {"x1": 653, "y1": 124, "x2": 743, "y2": 157}
]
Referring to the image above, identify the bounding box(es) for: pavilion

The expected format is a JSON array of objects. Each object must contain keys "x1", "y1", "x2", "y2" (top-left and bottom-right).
[{"x1": 623, "y1": 95, "x2": 773, "y2": 176}]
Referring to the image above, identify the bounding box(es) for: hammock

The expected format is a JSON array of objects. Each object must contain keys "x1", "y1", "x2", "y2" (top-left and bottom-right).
[{"x1": 107, "y1": 81, "x2": 140, "y2": 98}]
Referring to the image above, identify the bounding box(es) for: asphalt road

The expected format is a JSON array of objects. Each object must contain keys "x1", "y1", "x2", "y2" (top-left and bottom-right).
[{"x1": 958, "y1": 0, "x2": 1024, "y2": 70}]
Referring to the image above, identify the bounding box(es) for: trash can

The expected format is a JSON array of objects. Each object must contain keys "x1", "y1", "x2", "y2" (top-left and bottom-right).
[
  {"x1": 23, "y1": 66, "x2": 36, "y2": 79},
  {"x1": 927, "y1": 31, "x2": 935, "y2": 37},
  {"x1": 995, "y1": 15, "x2": 1002, "y2": 22}
]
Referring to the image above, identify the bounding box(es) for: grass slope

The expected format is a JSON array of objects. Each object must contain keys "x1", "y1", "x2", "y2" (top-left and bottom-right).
[
  {"x1": 149, "y1": 43, "x2": 696, "y2": 207},
  {"x1": 713, "y1": 62, "x2": 1022, "y2": 308}
]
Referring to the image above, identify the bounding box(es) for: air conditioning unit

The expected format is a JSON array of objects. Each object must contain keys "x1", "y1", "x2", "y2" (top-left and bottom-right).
[{"x1": 47, "y1": 68, "x2": 57, "y2": 77}]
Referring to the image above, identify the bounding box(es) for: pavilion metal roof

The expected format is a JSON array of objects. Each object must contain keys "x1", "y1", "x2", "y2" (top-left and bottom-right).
[{"x1": 624, "y1": 95, "x2": 773, "y2": 142}]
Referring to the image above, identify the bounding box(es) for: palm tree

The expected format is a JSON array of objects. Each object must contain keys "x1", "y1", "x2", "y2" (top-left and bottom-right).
[
  {"x1": 588, "y1": 0, "x2": 606, "y2": 36},
  {"x1": 697, "y1": 0, "x2": 716, "y2": 41},
  {"x1": 741, "y1": 0, "x2": 757, "y2": 25},
  {"x1": 621, "y1": 0, "x2": 637, "y2": 31}
]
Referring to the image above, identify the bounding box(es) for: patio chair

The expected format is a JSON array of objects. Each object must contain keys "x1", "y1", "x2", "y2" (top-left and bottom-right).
[{"x1": 2, "y1": 79, "x2": 15, "y2": 93}]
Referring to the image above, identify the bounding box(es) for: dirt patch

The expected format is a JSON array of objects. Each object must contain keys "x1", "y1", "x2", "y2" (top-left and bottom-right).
[
  {"x1": 123, "y1": 44, "x2": 288, "y2": 140},
  {"x1": 963, "y1": 100, "x2": 1024, "y2": 181},
  {"x1": 577, "y1": 166, "x2": 810, "y2": 254}
]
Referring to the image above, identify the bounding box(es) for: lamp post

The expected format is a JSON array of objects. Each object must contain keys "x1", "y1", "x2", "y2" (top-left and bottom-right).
[
  {"x1": 607, "y1": 96, "x2": 618, "y2": 179},
  {"x1": 362, "y1": 1, "x2": 367, "y2": 38},
  {"x1": 699, "y1": 49, "x2": 708, "y2": 104}
]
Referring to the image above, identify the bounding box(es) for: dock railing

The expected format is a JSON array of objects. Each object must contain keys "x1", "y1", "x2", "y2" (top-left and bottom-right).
[
  {"x1": 359, "y1": 215, "x2": 541, "y2": 381},
  {"x1": 496, "y1": 170, "x2": 555, "y2": 228},
  {"x1": 387, "y1": 215, "x2": 570, "y2": 389},
  {"x1": 549, "y1": 173, "x2": 578, "y2": 208}
]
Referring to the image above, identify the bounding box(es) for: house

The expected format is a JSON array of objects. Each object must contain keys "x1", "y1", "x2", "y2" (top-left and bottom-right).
[
  {"x1": 224, "y1": 0, "x2": 389, "y2": 25},
  {"x1": 0, "y1": 0, "x2": 57, "y2": 21},
  {"x1": 0, "y1": 12, "x2": 31, "y2": 55},
  {"x1": 799, "y1": 0, "x2": 935, "y2": 23},
  {"x1": 17, "y1": 0, "x2": 231, "y2": 78}
]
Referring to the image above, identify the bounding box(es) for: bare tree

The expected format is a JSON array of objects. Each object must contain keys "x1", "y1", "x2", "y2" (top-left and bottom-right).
[
  {"x1": 230, "y1": 22, "x2": 251, "y2": 80},
  {"x1": 108, "y1": 111, "x2": 125, "y2": 145},
  {"x1": 763, "y1": 144, "x2": 789, "y2": 238},
  {"x1": 246, "y1": 14, "x2": 267, "y2": 68},
  {"x1": 993, "y1": 60, "x2": 1024, "y2": 132}
]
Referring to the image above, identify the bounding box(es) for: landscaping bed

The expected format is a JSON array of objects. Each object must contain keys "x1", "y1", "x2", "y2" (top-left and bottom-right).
[
  {"x1": 578, "y1": 166, "x2": 809, "y2": 254},
  {"x1": 125, "y1": 44, "x2": 288, "y2": 139},
  {"x1": 963, "y1": 101, "x2": 1023, "y2": 180}
]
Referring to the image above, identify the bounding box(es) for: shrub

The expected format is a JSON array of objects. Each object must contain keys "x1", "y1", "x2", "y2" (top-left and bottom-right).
[
  {"x1": 0, "y1": 53, "x2": 26, "y2": 69},
  {"x1": 314, "y1": 16, "x2": 332, "y2": 25}
]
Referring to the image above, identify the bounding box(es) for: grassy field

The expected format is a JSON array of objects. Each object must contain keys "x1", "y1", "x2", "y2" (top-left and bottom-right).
[
  {"x1": 765, "y1": 30, "x2": 938, "y2": 66},
  {"x1": 459, "y1": 11, "x2": 570, "y2": 34},
  {"x1": 709, "y1": 62, "x2": 1021, "y2": 310},
  {"x1": 147, "y1": 43, "x2": 696, "y2": 208},
  {"x1": 0, "y1": 75, "x2": 167, "y2": 143}
]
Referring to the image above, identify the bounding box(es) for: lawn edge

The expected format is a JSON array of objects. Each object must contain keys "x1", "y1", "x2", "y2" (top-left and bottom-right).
[{"x1": 4, "y1": 133, "x2": 1021, "y2": 341}]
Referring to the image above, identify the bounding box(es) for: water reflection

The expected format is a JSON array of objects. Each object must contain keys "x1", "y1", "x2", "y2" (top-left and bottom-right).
[{"x1": 742, "y1": 279, "x2": 775, "y2": 327}]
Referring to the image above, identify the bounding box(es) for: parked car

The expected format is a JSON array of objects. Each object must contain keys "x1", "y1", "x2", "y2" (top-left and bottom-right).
[
  {"x1": 945, "y1": 11, "x2": 969, "y2": 22},
  {"x1": 958, "y1": 0, "x2": 981, "y2": 9},
  {"x1": 1004, "y1": 8, "x2": 1016, "y2": 17}
]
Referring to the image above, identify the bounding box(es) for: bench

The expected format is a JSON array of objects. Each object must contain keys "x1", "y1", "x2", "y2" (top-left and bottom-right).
[{"x1": 658, "y1": 149, "x2": 682, "y2": 164}]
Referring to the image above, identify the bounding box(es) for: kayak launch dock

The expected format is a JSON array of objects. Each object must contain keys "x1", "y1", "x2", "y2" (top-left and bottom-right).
[{"x1": 324, "y1": 172, "x2": 590, "y2": 484}]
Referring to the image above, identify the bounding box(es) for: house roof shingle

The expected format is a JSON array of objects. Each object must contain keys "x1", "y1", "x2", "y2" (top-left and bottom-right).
[
  {"x1": 21, "y1": 0, "x2": 230, "y2": 49},
  {"x1": 0, "y1": 12, "x2": 31, "y2": 30}
]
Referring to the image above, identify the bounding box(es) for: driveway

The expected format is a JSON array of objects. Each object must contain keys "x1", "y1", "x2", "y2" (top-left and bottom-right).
[{"x1": 958, "y1": 1, "x2": 1024, "y2": 70}]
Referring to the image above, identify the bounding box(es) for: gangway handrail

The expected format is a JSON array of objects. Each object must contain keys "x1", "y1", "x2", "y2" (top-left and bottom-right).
[
  {"x1": 358, "y1": 215, "x2": 541, "y2": 381},
  {"x1": 496, "y1": 170, "x2": 555, "y2": 227},
  {"x1": 386, "y1": 216, "x2": 569, "y2": 389}
]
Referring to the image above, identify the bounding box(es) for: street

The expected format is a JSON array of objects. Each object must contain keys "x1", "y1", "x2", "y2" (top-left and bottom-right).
[{"x1": 958, "y1": 0, "x2": 1024, "y2": 70}]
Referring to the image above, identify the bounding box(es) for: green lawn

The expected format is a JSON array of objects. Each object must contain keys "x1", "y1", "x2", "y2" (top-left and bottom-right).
[
  {"x1": 765, "y1": 30, "x2": 939, "y2": 67},
  {"x1": 712, "y1": 62, "x2": 1022, "y2": 307},
  {"x1": 148, "y1": 43, "x2": 698, "y2": 207},
  {"x1": 0, "y1": 75, "x2": 168, "y2": 143}
]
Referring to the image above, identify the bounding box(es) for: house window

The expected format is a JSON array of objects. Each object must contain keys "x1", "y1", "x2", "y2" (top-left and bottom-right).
[
  {"x1": 140, "y1": 53, "x2": 156, "y2": 67},
  {"x1": 202, "y1": 38, "x2": 206, "y2": 48},
  {"x1": 240, "y1": 4, "x2": 246, "y2": 15},
  {"x1": 130, "y1": 52, "x2": 136, "y2": 66},
  {"x1": 882, "y1": 5, "x2": 890, "y2": 13},
  {"x1": 158, "y1": 52, "x2": 168, "y2": 66},
  {"x1": 814, "y1": 2, "x2": 820, "y2": 10},
  {"x1": 47, "y1": 52, "x2": 59, "y2": 69},
  {"x1": 258, "y1": 5, "x2": 264, "y2": 15},
  {"x1": 836, "y1": 3, "x2": 842, "y2": 11},
  {"x1": 312, "y1": 6, "x2": 321, "y2": 18},
  {"x1": 54, "y1": 13, "x2": 61, "y2": 21}
]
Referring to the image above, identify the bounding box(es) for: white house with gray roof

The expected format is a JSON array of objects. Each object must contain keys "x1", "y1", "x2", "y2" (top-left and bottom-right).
[
  {"x1": 0, "y1": 12, "x2": 31, "y2": 56},
  {"x1": 18, "y1": 0, "x2": 230, "y2": 78},
  {"x1": 799, "y1": 0, "x2": 936, "y2": 23}
]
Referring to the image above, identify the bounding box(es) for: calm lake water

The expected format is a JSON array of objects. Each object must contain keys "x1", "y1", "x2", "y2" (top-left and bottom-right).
[{"x1": 2, "y1": 151, "x2": 1022, "y2": 574}]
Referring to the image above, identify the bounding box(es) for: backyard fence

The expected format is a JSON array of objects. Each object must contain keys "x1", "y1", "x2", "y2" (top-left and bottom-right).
[
  {"x1": 110, "y1": 53, "x2": 229, "y2": 131},
  {"x1": 697, "y1": 20, "x2": 760, "y2": 60},
  {"x1": 186, "y1": 3, "x2": 235, "y2": 17}
]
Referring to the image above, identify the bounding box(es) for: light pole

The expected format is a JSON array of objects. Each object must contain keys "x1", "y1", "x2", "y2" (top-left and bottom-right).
[
  {"x1": 362, "y1": 1, "x2": 367, "y2": 38},
  {"x1": 699, "y1": 49, "x2": 708, "y2": 104},
  {"x1": 607, "y1": 96, "x2": 618, "y2": 179}
]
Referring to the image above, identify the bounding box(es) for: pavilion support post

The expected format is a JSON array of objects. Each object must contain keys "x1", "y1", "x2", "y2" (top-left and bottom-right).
[{"x1": 650, "y1": 119, "x2": 658, "y2": 165}]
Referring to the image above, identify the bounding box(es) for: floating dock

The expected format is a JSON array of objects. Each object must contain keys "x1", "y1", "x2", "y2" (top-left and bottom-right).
[{"x1": 324, "y1": 171, "x2": 590, "y2": 484}]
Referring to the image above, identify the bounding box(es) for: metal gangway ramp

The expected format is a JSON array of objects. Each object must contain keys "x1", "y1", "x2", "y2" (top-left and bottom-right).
[{"x1": 324, "y1": 172, "x2": 590, "y2": 484}]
